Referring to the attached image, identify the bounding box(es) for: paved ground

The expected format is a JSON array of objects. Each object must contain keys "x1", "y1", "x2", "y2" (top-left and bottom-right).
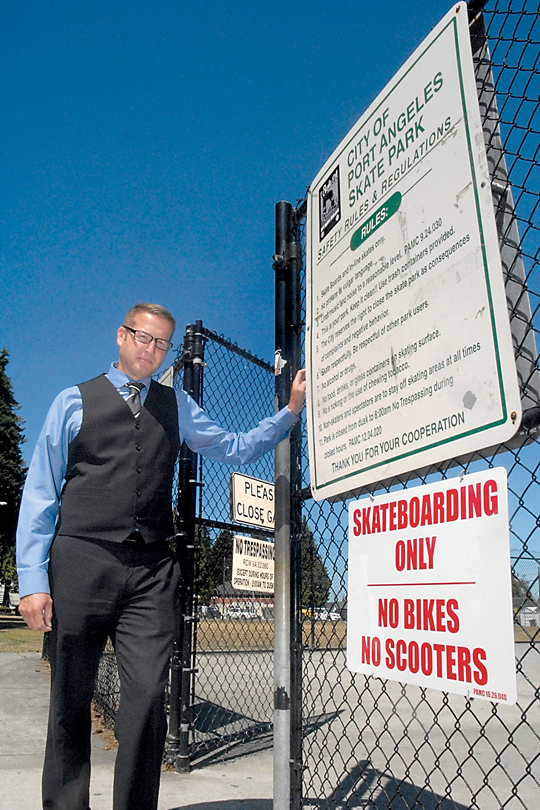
[
  {"x1": 4, "y1": 642, "x2": 539, "y2": 809},
  {"x1": 301, "y1": 646, "x2": 540, "y2": 810},
  {"x1": 0, "y1": 652, "x2": 273, "y2": 810}
]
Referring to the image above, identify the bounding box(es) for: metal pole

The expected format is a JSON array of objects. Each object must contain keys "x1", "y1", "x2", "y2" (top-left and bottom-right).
[
  {"x1": 274, "y1": 201, "x2": 293, "y2": 810},
  {"x1": 166, "y1": 321, "x2": 204, "y2": 773},
  {"x1": 289, "y1": 202, "x2": 304, "y2": 810}
]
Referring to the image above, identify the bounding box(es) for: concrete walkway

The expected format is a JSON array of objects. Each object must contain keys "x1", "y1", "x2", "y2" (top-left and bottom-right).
[{"x1": 0, "y1": 652, "x2": 273, "y2": 810}]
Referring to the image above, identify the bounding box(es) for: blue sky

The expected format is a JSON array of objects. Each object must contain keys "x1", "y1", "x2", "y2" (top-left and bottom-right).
[{"x1": 0, "y1": 0, "x2": 473, "y2": 459}]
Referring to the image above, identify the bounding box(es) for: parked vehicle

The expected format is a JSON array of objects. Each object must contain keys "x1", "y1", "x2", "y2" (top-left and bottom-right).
[
  {"x1": 302, "y1": 608, "x2": 341, "y2": 621},
  {"x1": 317, "y1": 610, "x2": 341, "y2": 621},
  {"x1": 225, "y1": 606, "x2": 257, "y2": 620},
  {"x1": 198, "y1": 605, "x2": 222, "y2": 618}
]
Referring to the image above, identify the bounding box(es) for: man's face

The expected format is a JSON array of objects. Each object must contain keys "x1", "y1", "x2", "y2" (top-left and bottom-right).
[{"x1": 116, "y1": 312, "x2": 174, "y2": 380}]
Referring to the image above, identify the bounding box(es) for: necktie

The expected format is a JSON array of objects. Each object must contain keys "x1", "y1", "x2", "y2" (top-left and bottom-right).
[{"x1": 126, "y1": 381, "x2": 144, "y2": 417}]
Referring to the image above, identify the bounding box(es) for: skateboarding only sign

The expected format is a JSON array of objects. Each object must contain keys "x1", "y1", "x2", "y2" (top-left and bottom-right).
[{"x1": 347, "y1": 468, "x2": 517, "y2": 703}]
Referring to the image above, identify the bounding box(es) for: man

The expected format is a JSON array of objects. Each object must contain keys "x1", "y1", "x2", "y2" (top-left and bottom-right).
[{"x1": 17, "y1": 303, "x2": 306, "y2": 810}]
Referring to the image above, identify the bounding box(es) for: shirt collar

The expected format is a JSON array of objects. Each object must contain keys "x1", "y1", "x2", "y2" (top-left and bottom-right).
[{"x1": 108, "y1": 362, "x2": 153, "y2": 391}]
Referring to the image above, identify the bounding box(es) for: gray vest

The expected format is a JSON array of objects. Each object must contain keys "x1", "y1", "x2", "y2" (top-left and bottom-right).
[{"x1": 57, "y1": 375, "x2": 180, "y2": 543}]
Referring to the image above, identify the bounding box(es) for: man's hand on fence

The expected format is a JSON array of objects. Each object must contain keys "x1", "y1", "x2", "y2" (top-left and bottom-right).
[
  {"x1": 288, "y1": 369, "x2": 307, "y2": 416},
  {"x1": 19, "y1": 592, "x2": 53, "y2": 632}
]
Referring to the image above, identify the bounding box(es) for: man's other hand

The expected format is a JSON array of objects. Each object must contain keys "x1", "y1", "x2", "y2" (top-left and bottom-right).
[
  {"x1": 19, "y1": 593, "x2": 53, "y2": 632},
  {"x1": 288, "y1": 369, "x2": 307, "y2": 416}
]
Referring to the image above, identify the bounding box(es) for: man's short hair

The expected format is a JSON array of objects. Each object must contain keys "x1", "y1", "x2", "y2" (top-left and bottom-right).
[{"x1": 123, "y1": 303, "x2": 176, "y2": 334}]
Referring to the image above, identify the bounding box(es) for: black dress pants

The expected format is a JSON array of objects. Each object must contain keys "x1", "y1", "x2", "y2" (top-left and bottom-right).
[{"x1": 43, "y1": 535, "x2": 179, "y2": 810}]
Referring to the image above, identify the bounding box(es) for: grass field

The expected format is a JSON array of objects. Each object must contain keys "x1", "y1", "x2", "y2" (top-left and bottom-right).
[
  {"x1": 0, "y1": 615, "x2": 348, "y2": 654},
  {"x1": 0, "y1": 615, "x2": 44, "y2": 654},
  {"x1": 2, "y1": 614, "x2": 538, "y2": 655},
  {"x1": 196, "y1": 618, "x2": 348, "y2": 650}
]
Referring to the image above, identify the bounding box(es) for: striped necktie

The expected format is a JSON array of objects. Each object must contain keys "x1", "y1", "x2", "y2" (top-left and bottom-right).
[{"x1": 126, "y1": 381, "x2": 144, "y2": 417}]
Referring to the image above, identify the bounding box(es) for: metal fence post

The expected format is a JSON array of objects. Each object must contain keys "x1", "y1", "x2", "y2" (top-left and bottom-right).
[
  {"x1": 166, "y1": 320, "x2": 204, "y2": 773},
  {"x1": 274, "y1": 201, "x2": 303, "y2": 809},
  {"x1": 290, "y1": 201, "x2": 305, "y2": 810},
  {"x1": 274, "y1": 201, "x2": 293, "y2": 810}
]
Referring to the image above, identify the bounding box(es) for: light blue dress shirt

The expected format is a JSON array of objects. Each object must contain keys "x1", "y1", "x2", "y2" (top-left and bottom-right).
[{"x1": 16, "y1": 363, "x2": 297, "y2": 597}]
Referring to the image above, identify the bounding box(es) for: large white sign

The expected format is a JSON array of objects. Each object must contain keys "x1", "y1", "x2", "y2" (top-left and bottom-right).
[
  {"x1": 347, "y1": 468, "x2": 516, "y2": 704},
  {"x1": 306, "y1": 3, "x2": 521, "y2": 500},
  {"x1": 232, "y1": 534, "x2": 275, "y2": 593},
  {"x1": 230, "y1": 472, "x2": 275, "y2": 530}
]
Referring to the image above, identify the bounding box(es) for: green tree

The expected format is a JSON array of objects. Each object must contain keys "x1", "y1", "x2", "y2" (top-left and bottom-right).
[
  {"x1": 194, "y1": 523, "x2": 332, "y2": 609},
  {"x1": 0, "y1": 349, "x2": 27, "y2": 606},
  {"x1": 193, "y1": 528, "x2": 236, "y2": 604},
  {"x1": 207, "y1": 529, "x2": 235, "y2": 597},
  {"x1": 301, "y1": 520, "x2": 332, "y2": 608},
  {"x1": 194, "y1": 524, "x2": 214, "y2": 605},
  {"x1": 512, "y1": 571, "x2": 533, "y2": 607}
]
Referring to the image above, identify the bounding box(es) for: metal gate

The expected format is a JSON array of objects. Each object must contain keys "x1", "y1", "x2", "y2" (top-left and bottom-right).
[{"x1": 166, "y1": 323, "x2": 279, "y2": 768}]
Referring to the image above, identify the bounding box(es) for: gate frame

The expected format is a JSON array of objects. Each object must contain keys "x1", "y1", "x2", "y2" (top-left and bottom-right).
[{"x1": 166, "y1": 321, "x2": 283, "y2": 771}]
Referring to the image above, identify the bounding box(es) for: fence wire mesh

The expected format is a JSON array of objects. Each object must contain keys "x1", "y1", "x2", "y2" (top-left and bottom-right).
[
  {"x1": 297, "y1": 1, "x2": 540, "y2": 808},
  {"x1": 93, "y1": 638, "x2": 120, "y2": 729},
  {"x1": 176, "y1": 330, "x2": 278, "y2": 760}
]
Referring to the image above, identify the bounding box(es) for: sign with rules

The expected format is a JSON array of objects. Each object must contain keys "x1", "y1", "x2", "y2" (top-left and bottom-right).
[
  {"x1": 232, "y1": 534, "x2": 275, "y2": 593},
  {"x1": 306, "y1": 3, "x2": 521, "y2": 500},
  {"x1": 347, "y1": 468, "x2": 517, "y2": 703}
]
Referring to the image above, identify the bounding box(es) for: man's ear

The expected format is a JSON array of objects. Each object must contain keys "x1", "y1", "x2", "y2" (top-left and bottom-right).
[{"x1": 116, "y1": 326, "x2": 126, "y2": 348}]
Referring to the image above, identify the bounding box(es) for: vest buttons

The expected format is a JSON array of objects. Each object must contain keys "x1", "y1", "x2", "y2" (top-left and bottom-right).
[
  {"x1": 136, "y1": 467, "x2": 142, "y2": 474},
  {"x1": 136, "y1": 490, "x2": 141, "y2": 497},
  {"x1": 136, "y1": 445, "x2": 142, "y2": 451},
  {"x1": 135, "y1": 423, "x2": 141, "y2": 429}
]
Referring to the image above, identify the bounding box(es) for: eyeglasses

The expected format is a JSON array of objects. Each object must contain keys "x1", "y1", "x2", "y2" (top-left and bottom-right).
[{"x1": 122, "y1": 325, "x2": 173, "y2": 352}]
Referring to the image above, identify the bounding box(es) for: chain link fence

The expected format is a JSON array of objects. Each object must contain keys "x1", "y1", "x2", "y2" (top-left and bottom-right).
[
  {"x1": 297, "y1": 1, "x2": 540, "y2": 807},
  {"x1": 178, "y1": 330, "x2": 278, "y2": 761}
]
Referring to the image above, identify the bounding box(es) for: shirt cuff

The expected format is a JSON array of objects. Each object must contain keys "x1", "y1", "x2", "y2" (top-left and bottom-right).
[
  {"x1": 278, "y1": 404, "x2": 300, "y2": 429},
  {"x1": 17, "y1": 566, "x2": 51, "y2": 598}
]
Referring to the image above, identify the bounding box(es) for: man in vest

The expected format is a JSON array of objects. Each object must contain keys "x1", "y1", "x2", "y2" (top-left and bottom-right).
[{"x1": 16, "y1": 302, "x2": 306, "y2": 810}]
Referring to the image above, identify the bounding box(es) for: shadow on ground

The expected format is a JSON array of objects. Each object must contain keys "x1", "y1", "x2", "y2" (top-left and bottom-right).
[
  {"x1": 162, "y1": 760, "x2": 471, "y2": 810},
  {"x1": 165, "y1": 803, "x2": 271, "y2": 810},
  {"x1": 188, "y1": 707, "x2": 340, "y2": 770},
  {"x1": 304, "y1": 759, "x2": 470, "y2": 809}
]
